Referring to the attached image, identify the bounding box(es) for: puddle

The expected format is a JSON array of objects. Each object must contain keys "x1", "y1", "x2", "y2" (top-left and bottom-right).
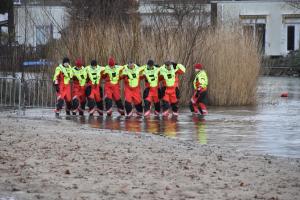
[{"x1": 11, "y1": 76, "x2": 300, "y2": 158}]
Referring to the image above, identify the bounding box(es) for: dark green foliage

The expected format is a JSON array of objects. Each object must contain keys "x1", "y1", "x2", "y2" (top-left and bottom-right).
[{"x1": 0, "y1": 0, "x2": 12, "y2": 14}]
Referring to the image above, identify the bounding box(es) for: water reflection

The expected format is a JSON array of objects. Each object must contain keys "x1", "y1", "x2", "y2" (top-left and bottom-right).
[
  {"x1": 144, "y1": 118, "x2": 160, "y2": 135},
  {"x1": 104, "y1": 116, "x2": 122, "y2": 130},
  {"x1": 88, "y1": 116, "x2": 102, "y2": 128},
  {"x1": 161, "y1": 118, "x2": 178, "y2": 138},
  {"x1": 192, "y1": 117, "x2": 207, "y2": 144},
  {"x1": 22, "y1": 77, "x2": 300, "y2": 158},
  {"x1": 124, "y1": 118, "x2": 142, "y2": 133}
]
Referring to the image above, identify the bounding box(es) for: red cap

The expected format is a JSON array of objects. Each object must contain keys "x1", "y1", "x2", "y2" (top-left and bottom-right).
[
  {"x1": 281, "y1": 92, "x2": 288, "y2": 97},
  {"x1": 75, "y1": 59, "x2": 82, "y2": 67},
  {"x1": 194, "y1": 63, "x2": 203, "y2": 70},
  {"x1": 108, "y1": 57, "x2": 115, "y2": 66}
]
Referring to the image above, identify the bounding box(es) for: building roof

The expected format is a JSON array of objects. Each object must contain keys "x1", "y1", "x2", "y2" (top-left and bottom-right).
[
  {"x1": 13, "y1": 0, "x2": 70, "y2": 6},
  {"x1": 211, "y1": 0, "x2": 286, "y2": 2}
]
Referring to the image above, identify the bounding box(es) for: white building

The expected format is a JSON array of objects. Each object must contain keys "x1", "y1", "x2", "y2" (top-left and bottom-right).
[
  {"x1": 139, "y1": 0, "x2": 300, "y2": 57},
  {"x1": 213, "y1": 0, "x2": 300, "y2": 56},
  {"x1": 12, "y1": 0, "x2": 300, "y2": 56},
  {"x1": 13, "y1": 0, "x2": 69, "y2": 47}
]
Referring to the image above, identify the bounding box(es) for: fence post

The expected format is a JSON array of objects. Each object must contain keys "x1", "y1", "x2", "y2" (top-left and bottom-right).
[{"x1": 18, "y1": 78, "x2": 22, "y2": 115}]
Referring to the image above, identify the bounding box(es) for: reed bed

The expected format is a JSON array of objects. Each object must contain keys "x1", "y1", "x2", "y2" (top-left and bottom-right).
[{"x1": 48, "y1": 22, "x2": 261, "y2": 106}]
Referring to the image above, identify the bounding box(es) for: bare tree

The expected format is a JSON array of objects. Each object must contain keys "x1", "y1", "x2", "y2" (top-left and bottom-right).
[
  {"x1": 154, "y1": 0, "x2": 210, "y2": 27},
  {"x1": 68, "y1": 0, "x2": 139, "y2": 25},
  {"x1": 285, "y1": 0, "x2": 300, "y2": 9}
]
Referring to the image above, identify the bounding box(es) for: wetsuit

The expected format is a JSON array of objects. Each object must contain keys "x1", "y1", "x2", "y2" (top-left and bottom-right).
[
  {"x1": 53, "y1": 64, "x2": 73, "y2": 115},
  {"x1": 142, "y1": 65, "x2": 161, "y2": 116},
  {"x1": 71, "y1": 65, "x2": 87, "y2": 115},
  {"x1": 121, "y1": 64, "x2": 144, "y2": 116},
  {"x1": 159, "y1": 64, "x2": 186, "y2": 116},
  {"x1": 103, "y1": 64, "x2": 125, "y2": 116},
  {"x1": 86, "y1": 65, "x2": 105, "y2": 115},
  {"x1": 190, "y1": 70, "x2": 208, "y2": 115}
]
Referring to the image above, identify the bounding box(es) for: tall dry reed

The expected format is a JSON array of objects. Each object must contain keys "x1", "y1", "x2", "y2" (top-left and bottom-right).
[
  {"x1": 48, "y1": 22, "x2": 261, "y2": 106},
  {"x1": 199, "y1": 27, "x2": 261, "y2": 105}
]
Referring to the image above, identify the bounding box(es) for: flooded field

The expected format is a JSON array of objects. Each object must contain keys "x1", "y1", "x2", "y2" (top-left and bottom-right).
[{"x1": 14, "y1": 77, "x2": 300, "y2": 158}]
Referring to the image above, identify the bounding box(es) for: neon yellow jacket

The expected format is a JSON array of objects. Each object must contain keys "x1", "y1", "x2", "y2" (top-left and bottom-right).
[
  {"x1": 53, "y1": 64, "x2": 73, "y2": 85},
  {"x1": 142, "y1": 65, "x2": 160, "y2": 88},
  {"x1": 72, "y1": 66, "x2": 87, "y2": 86},
  {"x1": 160, "y1": 64, "x2": 186, "y2": 87},
  {"x1": 86, "y1": 65, "x2": 105, "y2": 85},
  {"x1": 193, "y1": 70, "x2": 208, "y2": 90},
  {"x1": 103, "y1": 65, "x2": 125, "y2": 85},
  {"x1": 122, "y1": 64, "x2": 144, "y2": 88}
]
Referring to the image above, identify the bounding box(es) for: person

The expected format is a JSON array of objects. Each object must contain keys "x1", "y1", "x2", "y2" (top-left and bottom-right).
[
  {"x1": 71, "y1": 58, "x2": 87, "y2": 116},
  {"x1": 53, "y1": 57, "x2": 73, "y2": 116},
  {"x1": 121, "y1": 61, "x2": 144, "y2": 117},
  {"x1": 85, "y1": 60, "x2": 105, "y2": 116},
  {"x1": 141, "y1": 59, "x2": 161, "y2": 117},
  {"x1": 159, "y1": 61, "x2": 186, "y2": 117},
  {"x1": 103, "y1": 57, "x2": 125, "y2": 116},
  {"x1": 171, "y1": 62, "x2": 181, "y2": 101},
  {"x1": 190, "y1": 63, "x2": 208, "y2": 115}
]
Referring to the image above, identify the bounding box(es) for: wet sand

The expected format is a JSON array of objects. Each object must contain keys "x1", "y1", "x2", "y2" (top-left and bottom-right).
[{"x1": 0, "y1": 114, "x2": 299, "y2": 200}]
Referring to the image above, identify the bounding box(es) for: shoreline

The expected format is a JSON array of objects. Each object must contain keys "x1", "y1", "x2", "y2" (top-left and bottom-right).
[{"x1": 0, "y1": 114, "x2": 299, "y2": 200}]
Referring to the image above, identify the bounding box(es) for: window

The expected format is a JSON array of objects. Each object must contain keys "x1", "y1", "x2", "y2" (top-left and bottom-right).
[
  {"x1": 243, "y1": 25, "x2": 254, "y2": 37},
  {"x1": 13, "y1": 0, "x2": 21, "y2": 5},
  {"x1": 256, "y1": 24, "x2": 266, "y2": 54},
  {"x1": 243, "y1": 24, "x2": 265, "y2": 54},
  {"x1": 287, "y1": 26, "x2": 295, "y2": 51},
  {"x1": 36, "y1": 25, "x2": 52, "y2": 45}
]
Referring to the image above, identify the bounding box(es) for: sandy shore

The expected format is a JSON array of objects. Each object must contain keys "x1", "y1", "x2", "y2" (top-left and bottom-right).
[{"x1": 0, "y1": 113, "x2": 299, "y2": 200}]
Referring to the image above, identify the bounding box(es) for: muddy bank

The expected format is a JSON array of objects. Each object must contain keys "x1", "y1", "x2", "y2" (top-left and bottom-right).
[{"x1": 0, "y1": 115, "x2": 299, "y2": 200}]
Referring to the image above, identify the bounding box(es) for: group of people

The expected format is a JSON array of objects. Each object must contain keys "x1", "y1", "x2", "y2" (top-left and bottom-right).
[{"x1": 53, "y1": 57, "x2": 208, "y2": 117}]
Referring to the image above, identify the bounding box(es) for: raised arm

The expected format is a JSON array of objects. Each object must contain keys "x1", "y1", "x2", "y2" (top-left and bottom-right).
[
  {"x1": 175, "y1": 64, "x2": 186, "y2": 75},
  {"x1": 53, "y1": 66, "x2": 61, "y2": 84}
]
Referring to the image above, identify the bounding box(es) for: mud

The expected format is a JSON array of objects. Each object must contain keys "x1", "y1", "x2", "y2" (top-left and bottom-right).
[{"x1": 0, "y1": 116, "x2": 299, "y2": 200}]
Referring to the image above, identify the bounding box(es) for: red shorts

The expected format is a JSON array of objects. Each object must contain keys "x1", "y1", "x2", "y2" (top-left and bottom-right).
[
  {"x1": 57, "y1": 84, "x2": 71, "y2": 102},
  {"x1": 145, "y1": 87, "x2": 159, "y2": 103},
  {"x1": 88, "y1": 84, "x2": 102, "y2": 102},
  {"x1": 104, "y1": 82, "x2": 121, "y2": 101},
  {"x1": 72, "y1": 84, "x2": 86, "y2": 103},
  {"x1": 163, "y1": 87, "x2": 177, "y2": 104},
  {"x1": 125, "y1": 86, "x2": 141, "y2": 105}
]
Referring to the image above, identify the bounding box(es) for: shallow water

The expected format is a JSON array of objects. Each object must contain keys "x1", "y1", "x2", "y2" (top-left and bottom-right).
[{"x1": 17, "y1": 77, "x2": 300, "y2": 158}]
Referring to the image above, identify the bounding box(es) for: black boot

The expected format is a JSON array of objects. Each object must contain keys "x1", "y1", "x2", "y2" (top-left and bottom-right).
[
  {"x1": 171, "y1": 103, "x2": 178, "y2": 113},
  {"x1": 66, "y1": 101, "x2": 72, "y2": 115},
  {"x1": 105, "y1": 98, "x2": 113, "y2": 116},
  {"x1": 162, "y1": 100, "x2": 170, "y2": 112},
  {"x1": 162, "y1": 100, "x2": 170, "y2": 116},
  {"x1": 154, "y1": 102, "x2": 161, "y2": 115},
  {"x1": 72, "y1": 98, "x2": 80, "y2": 111},
  {"x1": 105, "y1": 98, "x2": 113, "y2": 110},
  {"x1": 135, "y1": 103, "x2": 143, "y2": 116},
  {"x1": 116, "y1": 99, "x2": 125, "y2": 115},
  {"x1": 56, "y1": 99, "x2": 64, "y2": 110},
  {"x1": 96, "y1": 101, "x2": 104, "y2": 115},
  {"x1": 125, "y1": 101, "x2": 133, "y2": 116},
  {"x1": 87, "y1": 98, "x2": 96, "y2": 115},
  {"x1": 79, "y1": 101, "x2": 86, "y2": 116},
  {"x1": 144, "y1": 100, "x2": 151, "y2": 113}
]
